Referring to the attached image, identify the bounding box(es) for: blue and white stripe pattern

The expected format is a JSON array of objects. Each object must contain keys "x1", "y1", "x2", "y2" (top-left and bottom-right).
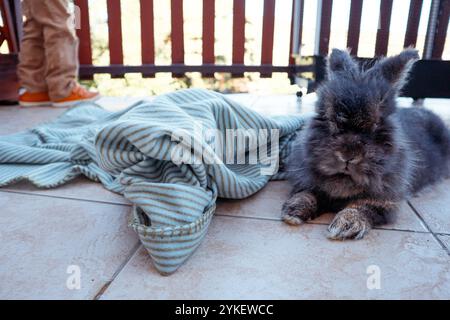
[{"x1": 0, "y1": 89, "x2": 306, "y2": 275}]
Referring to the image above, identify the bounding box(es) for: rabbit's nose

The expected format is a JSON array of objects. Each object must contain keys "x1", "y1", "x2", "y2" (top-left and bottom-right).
[{"x1": 335, "y1": 151, "x2": 353, "y2": 163}]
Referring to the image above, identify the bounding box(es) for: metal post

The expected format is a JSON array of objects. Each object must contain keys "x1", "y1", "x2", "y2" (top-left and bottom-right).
[
  {"x1": 314, "y1": 0, "x2": 324, "y2": 56},
  {"x1": 423, "y1": 0, "x2": 440, "y2": 59},
  {"x1": 291, "y1": 0, "x2": 302, "y2": 58}
]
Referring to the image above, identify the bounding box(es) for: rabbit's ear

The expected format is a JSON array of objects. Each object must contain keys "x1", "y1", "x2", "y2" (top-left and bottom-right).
[
  {"x1": 369, "y1": 48, "x2": 419, "y2": 89},
  {"x1": 327, "y1": 49, "x2": 358, "y2": 77}
]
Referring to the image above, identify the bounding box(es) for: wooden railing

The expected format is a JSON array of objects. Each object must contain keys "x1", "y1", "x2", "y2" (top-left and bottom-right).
[
  {"x1": 73, "y1": 0, "x2": 314, "y2": 80},
  {"x1": 1, "y1": 0, "x2": 450, "y2": 99}
]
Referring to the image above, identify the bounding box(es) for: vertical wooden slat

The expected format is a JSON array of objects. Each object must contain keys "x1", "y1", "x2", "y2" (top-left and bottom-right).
[
  {"x1": 316, "y1": 0, "x2": 333, "y2": 56},
  {"x1": 171, "y1": 0, "x2": 184, "y2": 77},
  {"x1": 140, "y1": 0, "x2": 155, "y2": 77},
  {"x1": 0, "y1": 54, "x2": 19, "y2": 101},
  {"x1": 375, "y1": 0, "x2": 393, "y2": 56},
  {"x1": 202, "y1": 0, "x2": 215, "y2": 77},
  {"x1": 106, "y1": 0, "x2": 124, "y2": 77},
  {"x1": 404, "y1": 0, "x2": 423, "y2": 48},
  {"x1": 347, "y1": 0, "x2": 363, "y2": 55},
  {"x1": 0, "y1": 0, "x2": 18, "y2": 52},
  {"x1": 74, "y1": 0, "x2": 92, "y2": 65},
  {"x1": 289, "y1": 0, "x2": 304, "y2": 65},
  {"x1": 232, "y1": 0, "x2": 245, "y2": 77},
  {"x1": 424, "y1": 0, "x2": 441, "y2": 58},
  {"x1": 431, "y1": 0, "x2": 450, "y2": 59},
  {"x1": 260, "y1": 0, "x2": 276, "y2": 77},
  {"x1": 0, "y1": 0, "x2": 15, "y2": 52}
]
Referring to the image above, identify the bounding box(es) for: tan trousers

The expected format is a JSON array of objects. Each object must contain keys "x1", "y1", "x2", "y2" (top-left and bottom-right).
[{"x1": 18, "y1": 0, "x2": 78, "y2": 100}]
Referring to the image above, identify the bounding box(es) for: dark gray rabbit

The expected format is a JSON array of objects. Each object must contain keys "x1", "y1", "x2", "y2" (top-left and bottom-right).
[{"x1": 282, "y1": 48, "x2": 450, "y2": 240}]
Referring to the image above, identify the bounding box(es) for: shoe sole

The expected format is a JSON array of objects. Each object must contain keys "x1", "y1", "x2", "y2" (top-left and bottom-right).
[
  {"x1": 19, "y1": 101, "x2": 52, "y2": 107},
  {"x1": 52, "y1": 95, "x2": 100, "y2": 108}
]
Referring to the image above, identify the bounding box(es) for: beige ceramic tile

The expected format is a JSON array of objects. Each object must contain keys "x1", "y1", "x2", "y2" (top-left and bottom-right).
[
  {"x1": 96, "y1": 96, "x2": 150, "y2": 112},
  {"x1": 216, "y1": 181, "x2": 427, "y2": 232},
  {"x1": 251, "y1": 94, "x2": 316, "y2": 116},
  {"x1": 250, "y1": 95, "x2": 450, "y2": 122},
  {"x1": 422, "y1": 98, "x2": 450, "y2": 125},
  {"x1": 0, "y1": 94, "x2": 260, "y2": 134},
  {"x1": 0, "y1": 191, "x2": 138, "y2": 299},
  {"x1": 396, "y1": 97, "x2": 416, "y2": 108},
  {"x1": 409, "y1": 179, "x2": 450, "y2": 234},
  {"x1": 437, "y1": 235, "x2": 450, "y2": 252},
  {"x1": 96, "y1": 94, "x2": 260, "y2": 111},
  {"x1": 226, "y1": 93, "x2": 260, "y2": 108},
  {"x1": 101, "y1": 216, "x2": 450, "y2": 299},
  {"x1": 396, "y1": 99, "x2": 450, "y2": 126},
  {"x1": 216, "y1": 181, "x2": 291, "y2": 221},
  {"x1": 0, "y1": 97, "x2": 145, "y2": 137},
  {"x1": 2, "y1": 177, "x2": 130, "y2": 206},
  {"x1": 0, "y1": 106, "x2": 66, "y2": 135}
]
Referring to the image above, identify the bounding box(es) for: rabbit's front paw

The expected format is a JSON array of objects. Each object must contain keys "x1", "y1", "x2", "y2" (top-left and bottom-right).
[
  {"x1": 281, "y1": 191, "x2": 317, "y2": 225},
  {"x1": 327, "y1": 208, "x2": 371, "y2": 240}
]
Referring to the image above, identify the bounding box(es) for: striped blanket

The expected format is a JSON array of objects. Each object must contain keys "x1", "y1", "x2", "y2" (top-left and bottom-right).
[{"x1": 0, "y1": 89, "x2": 306, "y2": 275}]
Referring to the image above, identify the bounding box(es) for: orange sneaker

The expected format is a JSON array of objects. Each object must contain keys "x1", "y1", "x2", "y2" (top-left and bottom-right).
[
  {"x1": 52, "y1": 85, "x2": 100, "y2": 107},
  {"x1": 18, "y1": 90, "x2": 51, "y2": 107}
]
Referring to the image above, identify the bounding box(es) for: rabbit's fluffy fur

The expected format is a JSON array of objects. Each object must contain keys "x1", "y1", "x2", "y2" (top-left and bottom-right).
[{"x1": 282, "y1": 48, "x2": 450, "y2": 240}]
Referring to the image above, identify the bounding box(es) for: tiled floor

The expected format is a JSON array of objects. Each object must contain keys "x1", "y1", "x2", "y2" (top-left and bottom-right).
[{"x1": 0, "y1": 94, "x2": 449, "y2": 299}]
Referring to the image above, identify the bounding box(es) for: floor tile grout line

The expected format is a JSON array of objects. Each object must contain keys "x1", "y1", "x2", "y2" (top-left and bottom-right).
[
  {"x1": 250, "y1": 96, "x2": 261, "y2": 108},
  {"x1": 407, "y1": 200, "x2": 450, "y2": 255},
  {"x1": 0, "y1": 189, "x2": 131, "y2": 207},
  {"x1": 215, "y1": 213, "x2": 281, "y2": 222},
  {"x1": 215, "y1": 213, "x2": 431, "y2": 234},
  {"x1": 0, "y1": 189, "x2": 443, "y2": 236},
  {"x1": 373, "y1": 226, "x2": 430, "y2": 234},
  {"x1": 93, "y1": 241, "x2": 142, "y2": 300},
  {"x1": 436, "y1": 232, "x2": 450, "y2": 236}
]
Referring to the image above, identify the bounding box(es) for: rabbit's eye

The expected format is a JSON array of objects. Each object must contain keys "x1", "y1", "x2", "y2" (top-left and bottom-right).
[
  {"x1": 384, "y1": 141, "x2": 393, "y2": 148},
  {"x1": 336, "y1": 113, "x2": 348, "y2": 123}
]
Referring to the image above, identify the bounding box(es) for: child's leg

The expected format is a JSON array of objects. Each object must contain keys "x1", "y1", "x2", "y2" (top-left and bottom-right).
[
  {"x1": 39, "y1": 0, "x2": 79, "y2": 101},
  {"x1": 17, "y1": 0, "x2": 48, "y2": 94}
]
